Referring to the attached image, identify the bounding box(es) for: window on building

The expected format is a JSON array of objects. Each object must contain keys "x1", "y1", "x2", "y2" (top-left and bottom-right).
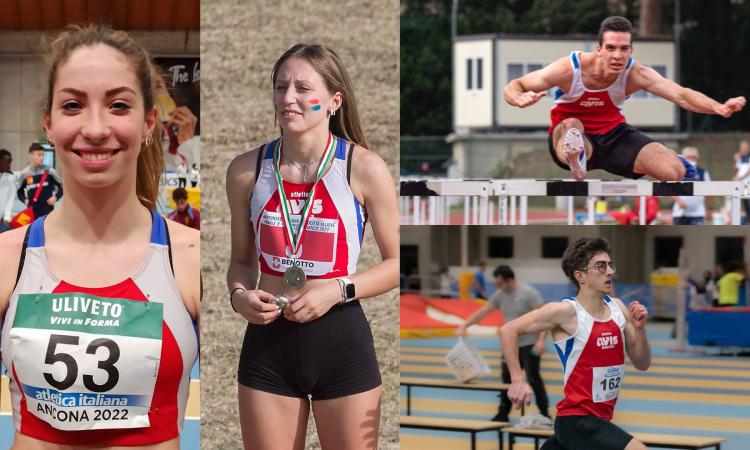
[
  {"x1": 507, "y1": 63, "x2": 524, "y2": 82},
  {"x1": 633, "y1": 64, "x2": 667, "y2": 98},
  {"x1": 654, "y1": 236, "x2": 683, "y2": 268},
  {"x1": 400, "y1": 245, "x2": 419, "y2": 277},
  {"x1": 466, "y1": 58, "x2": 484, "y2": 91},
  {"x1": 476, "y1": 58, "x2": 483, "y2": 90},
  {"x1": 716, "y1": 237, "x2": 744, "y2": 266},
  {"x1": 527, "y1": 63, "x2": 542, "y2": 73},
  {"x1": 508, "y1": 63, "x2": 550, "y2": 98},
  {"x1": 542, "y1": 237, "x2": 569, "y2": 258},
  {"x1": 488, "y1": 236, "x2": 513, "y2": 258}
]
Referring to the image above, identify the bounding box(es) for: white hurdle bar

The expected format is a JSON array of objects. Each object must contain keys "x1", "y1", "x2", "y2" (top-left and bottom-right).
[{"x1": 400, "y1": 178, "x2": 746, "y2": 225}]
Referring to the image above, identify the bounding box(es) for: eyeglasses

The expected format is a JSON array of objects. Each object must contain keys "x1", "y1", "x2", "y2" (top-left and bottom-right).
[{"x1": 580, "y1": 261, "x2": 616, "y2": 274}]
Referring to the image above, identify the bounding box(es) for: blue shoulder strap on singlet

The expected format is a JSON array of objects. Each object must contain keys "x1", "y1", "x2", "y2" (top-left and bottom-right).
[
  {"x1": 626, "y1": 58, "x2": 633, "y2": 69},
  {"x1": 150, "y1": 210, "x2": 168, "y2": 245},
  {"x1": 27, "y1": 215, "x2": 47, "y2": 248},
  {"x1": 263, "y1": 139, "x2": 278, "y2": 159},
  {"x1": 571, "y1": 52, "x2": 580, "y2": 69},
  {"x1": 334, "y1": 136, "x2": 346, "y2": 160},
  {"x1": 30, "y1": 212, "x2": 166, "y2": 246},
  {"x1": 555, "y1": 295, "x2": 577, "y2": 372},
  {"x1": 603, "y1": 294, "x2": 612, "y2": 303},
  {"x1": 555, "y1": 337, "x2": 575, "y2": 373}
]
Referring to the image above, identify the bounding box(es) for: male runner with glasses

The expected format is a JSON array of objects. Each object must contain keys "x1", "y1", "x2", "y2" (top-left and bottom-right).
[{"x1": 501, "y1": 237, "x2": 651, "y2": 450}]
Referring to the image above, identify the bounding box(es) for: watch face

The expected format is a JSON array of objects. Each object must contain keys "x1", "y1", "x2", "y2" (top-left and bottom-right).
[{"x1": 345, "y1": 282, "x2": 355, "y2": 299}]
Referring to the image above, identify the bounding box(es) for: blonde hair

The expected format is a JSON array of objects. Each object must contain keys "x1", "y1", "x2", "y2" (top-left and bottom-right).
[
  {"x1": 272, "y1": 44, "x2": 369, "y2": 149},
  {"x1": 45, "y1": 24, "x2": 164, "y2": 210}
]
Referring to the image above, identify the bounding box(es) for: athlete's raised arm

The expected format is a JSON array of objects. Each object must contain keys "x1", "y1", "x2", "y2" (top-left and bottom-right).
[
  {"x1": 504, "y1": 56, "x2": 572, "y2": 108},
  {"x1": 629, "y1": 62, "x2": 746, "y2": 118},
  {"x1": 613, "y1": 298, "x2": 651, "y2": 371}
]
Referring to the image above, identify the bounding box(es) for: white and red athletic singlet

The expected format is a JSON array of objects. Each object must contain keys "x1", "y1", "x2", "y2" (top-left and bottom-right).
[
  {"x1": 0, "y1": 211, "x2": 198, "y2": 445},
  {"x1": 549, "y1": 51, "x2": 635, "y2": 135},
  {"x1": 553, "y1": 295, "x2": 626, "y2": 420},
  {"x1": 251, "y1": 136, "x2": 366, "y2": 279}
]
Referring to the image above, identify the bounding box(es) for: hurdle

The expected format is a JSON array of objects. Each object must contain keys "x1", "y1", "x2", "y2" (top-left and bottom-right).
[{"x1": 400, "y1": 178, "x2": 746, "y2": 225}]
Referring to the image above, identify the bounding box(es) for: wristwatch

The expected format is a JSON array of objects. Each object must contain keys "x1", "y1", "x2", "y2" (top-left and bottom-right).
[{"x1": 339, "y1": 277, "x2": 356, "y2": 303}]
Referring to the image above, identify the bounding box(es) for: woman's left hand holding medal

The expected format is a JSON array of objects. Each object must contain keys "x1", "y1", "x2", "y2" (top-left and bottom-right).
[
  {"x1": 283, "y1": 281, "x2": 341, "y2": 323},
  {"x1": 233, "y1": 289, "x2": 282, "y2": 325}
]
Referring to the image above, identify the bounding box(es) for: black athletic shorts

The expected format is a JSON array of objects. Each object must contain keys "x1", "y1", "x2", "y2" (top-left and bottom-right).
[
  {"x1": 238, "y1": 300, "x2": 382, "y2": 400},
  {"x1": 548, "y1": 123, "x2": 655, "y2": 179},
  {"x1": 540, "y1": 415, "x2": 634, "y2": 450}
]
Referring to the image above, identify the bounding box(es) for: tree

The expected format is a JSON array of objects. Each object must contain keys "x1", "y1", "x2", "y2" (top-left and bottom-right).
[{"x1": 639, "y1": 0, "x2": 662, "y2": 36}]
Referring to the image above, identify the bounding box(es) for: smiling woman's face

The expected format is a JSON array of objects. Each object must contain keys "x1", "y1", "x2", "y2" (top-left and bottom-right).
[{"x1": 44, "y1": 44, "x2": 154, "y2": 189}]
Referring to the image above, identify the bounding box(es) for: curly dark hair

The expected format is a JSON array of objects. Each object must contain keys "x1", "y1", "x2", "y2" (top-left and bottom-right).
[{"x1": 561, "y1": 237, "x2": 612, "y2": 290}]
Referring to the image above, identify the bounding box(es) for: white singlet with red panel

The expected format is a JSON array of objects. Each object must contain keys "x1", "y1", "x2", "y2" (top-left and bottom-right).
[
  {"x1": 553, "y1": 295, "x2": 626, "y2": 420},
  {"x1": 251, "y1": 136, "x2": 366, "y2": 279},
  {"x1": 549, "y1": 51, "x2": 635, "y2": 135},
  {"x1": 0, "y1": 211, "x2": 198, "y2": 446}
]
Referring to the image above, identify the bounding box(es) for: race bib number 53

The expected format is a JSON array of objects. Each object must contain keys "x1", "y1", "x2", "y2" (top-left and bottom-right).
[
  {"x1": 9, "y1": 293, "x2": 163, "y2": 431},
  {"x1": 592, "y1": 364, "x2": 624, "y2": 403}
]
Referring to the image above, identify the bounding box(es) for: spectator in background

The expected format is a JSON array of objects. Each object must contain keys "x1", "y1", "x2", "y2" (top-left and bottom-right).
[
  {"x1": 687, "y1": 270, "x2": 715, "y2": 309},
  {"x1": 609, "y1": 196, "x2": 659, "y2": 225},
  {"x1": 703, "y1": 270, "x2": 718, "y2": 306},
  {"x1": 17, "y1": 143, "x2": 63, "y2": 219},
  {"x1": 189, "y1": 163, "x2": 200, "y2": 187},
  {"x1": 456, "y1": 265, "x2": 550, "y2": 422},
  {"x1": 716, "y1": 260, "x2": 746, "y2": 307},
  {"x1": 175, "y1": 157, "x2": 188, "y2": 188},
  {"x1": 672, "y1": 147, "x2": 711, "y2": 224},
  {"x1": 438, "y1": 266, "x2": 456, "y2": 298},
  {"x1": 0, "y1": 149, "x2": 15, "y2": 231},
  {"x1": 167, "y1": 187, "x2": 200, "y2": 230},
  {"x1": 471, "y1": 261, "x2": 488, "y2": 299},
  {"x1": 733, "y1": 140, "x2": 750, "y2": 223}
]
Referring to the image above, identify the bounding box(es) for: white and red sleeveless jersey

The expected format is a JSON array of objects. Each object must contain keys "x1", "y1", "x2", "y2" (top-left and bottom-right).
[
  {"x1": 0, "y1": 211, "x2": 198, "y2": 445},
  {"x1": 251, "y1": 136, "x2": 367, "y2": 279},
  {"x1": 553, "y1": 295, "x2": 626, "y2": 420},
  {"x1": 549, "y1": 51, "x2": 635, "y2": 135}
]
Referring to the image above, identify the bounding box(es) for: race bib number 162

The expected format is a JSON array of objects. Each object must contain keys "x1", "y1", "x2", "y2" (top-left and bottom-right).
[
  {"x1": 592, "y1": 364, "x2": 624, "y2": 403},
  {"x1": 10, "y1": 293, "x2": 163, "y2": 431}
]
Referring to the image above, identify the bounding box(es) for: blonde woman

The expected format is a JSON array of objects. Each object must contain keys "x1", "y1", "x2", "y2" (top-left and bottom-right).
[{"x1": 226, "y1": 44, "x2": 398, "y2": 449}]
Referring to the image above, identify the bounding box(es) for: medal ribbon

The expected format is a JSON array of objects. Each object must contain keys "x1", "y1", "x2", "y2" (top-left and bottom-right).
[{"x1": 273, "y1": 133, "x2": 336, "y2": 255}]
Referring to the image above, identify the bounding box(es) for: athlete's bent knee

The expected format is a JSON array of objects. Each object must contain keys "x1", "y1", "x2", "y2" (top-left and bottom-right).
[
  {"x1": 625, "y1": 437, "x2": 648, "y2": 450},
  {"x1": 664, "y1": 161, "x2": 685, "y2": 181},
  {"x1": 560, "y1": 117, "x2": 584, "y2": 131}
]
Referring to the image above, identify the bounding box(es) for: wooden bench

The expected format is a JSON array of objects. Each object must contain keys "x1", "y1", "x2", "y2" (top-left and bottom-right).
[
  {"x1": 504, "y1": 427, "x2": 725, "y2": 450},
  {"x1": 400, "y1": 415, "x2": 510, "y2": 450},
  {"x1": 400, "y1": 376, "x2": 523, "y2": 415}
]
